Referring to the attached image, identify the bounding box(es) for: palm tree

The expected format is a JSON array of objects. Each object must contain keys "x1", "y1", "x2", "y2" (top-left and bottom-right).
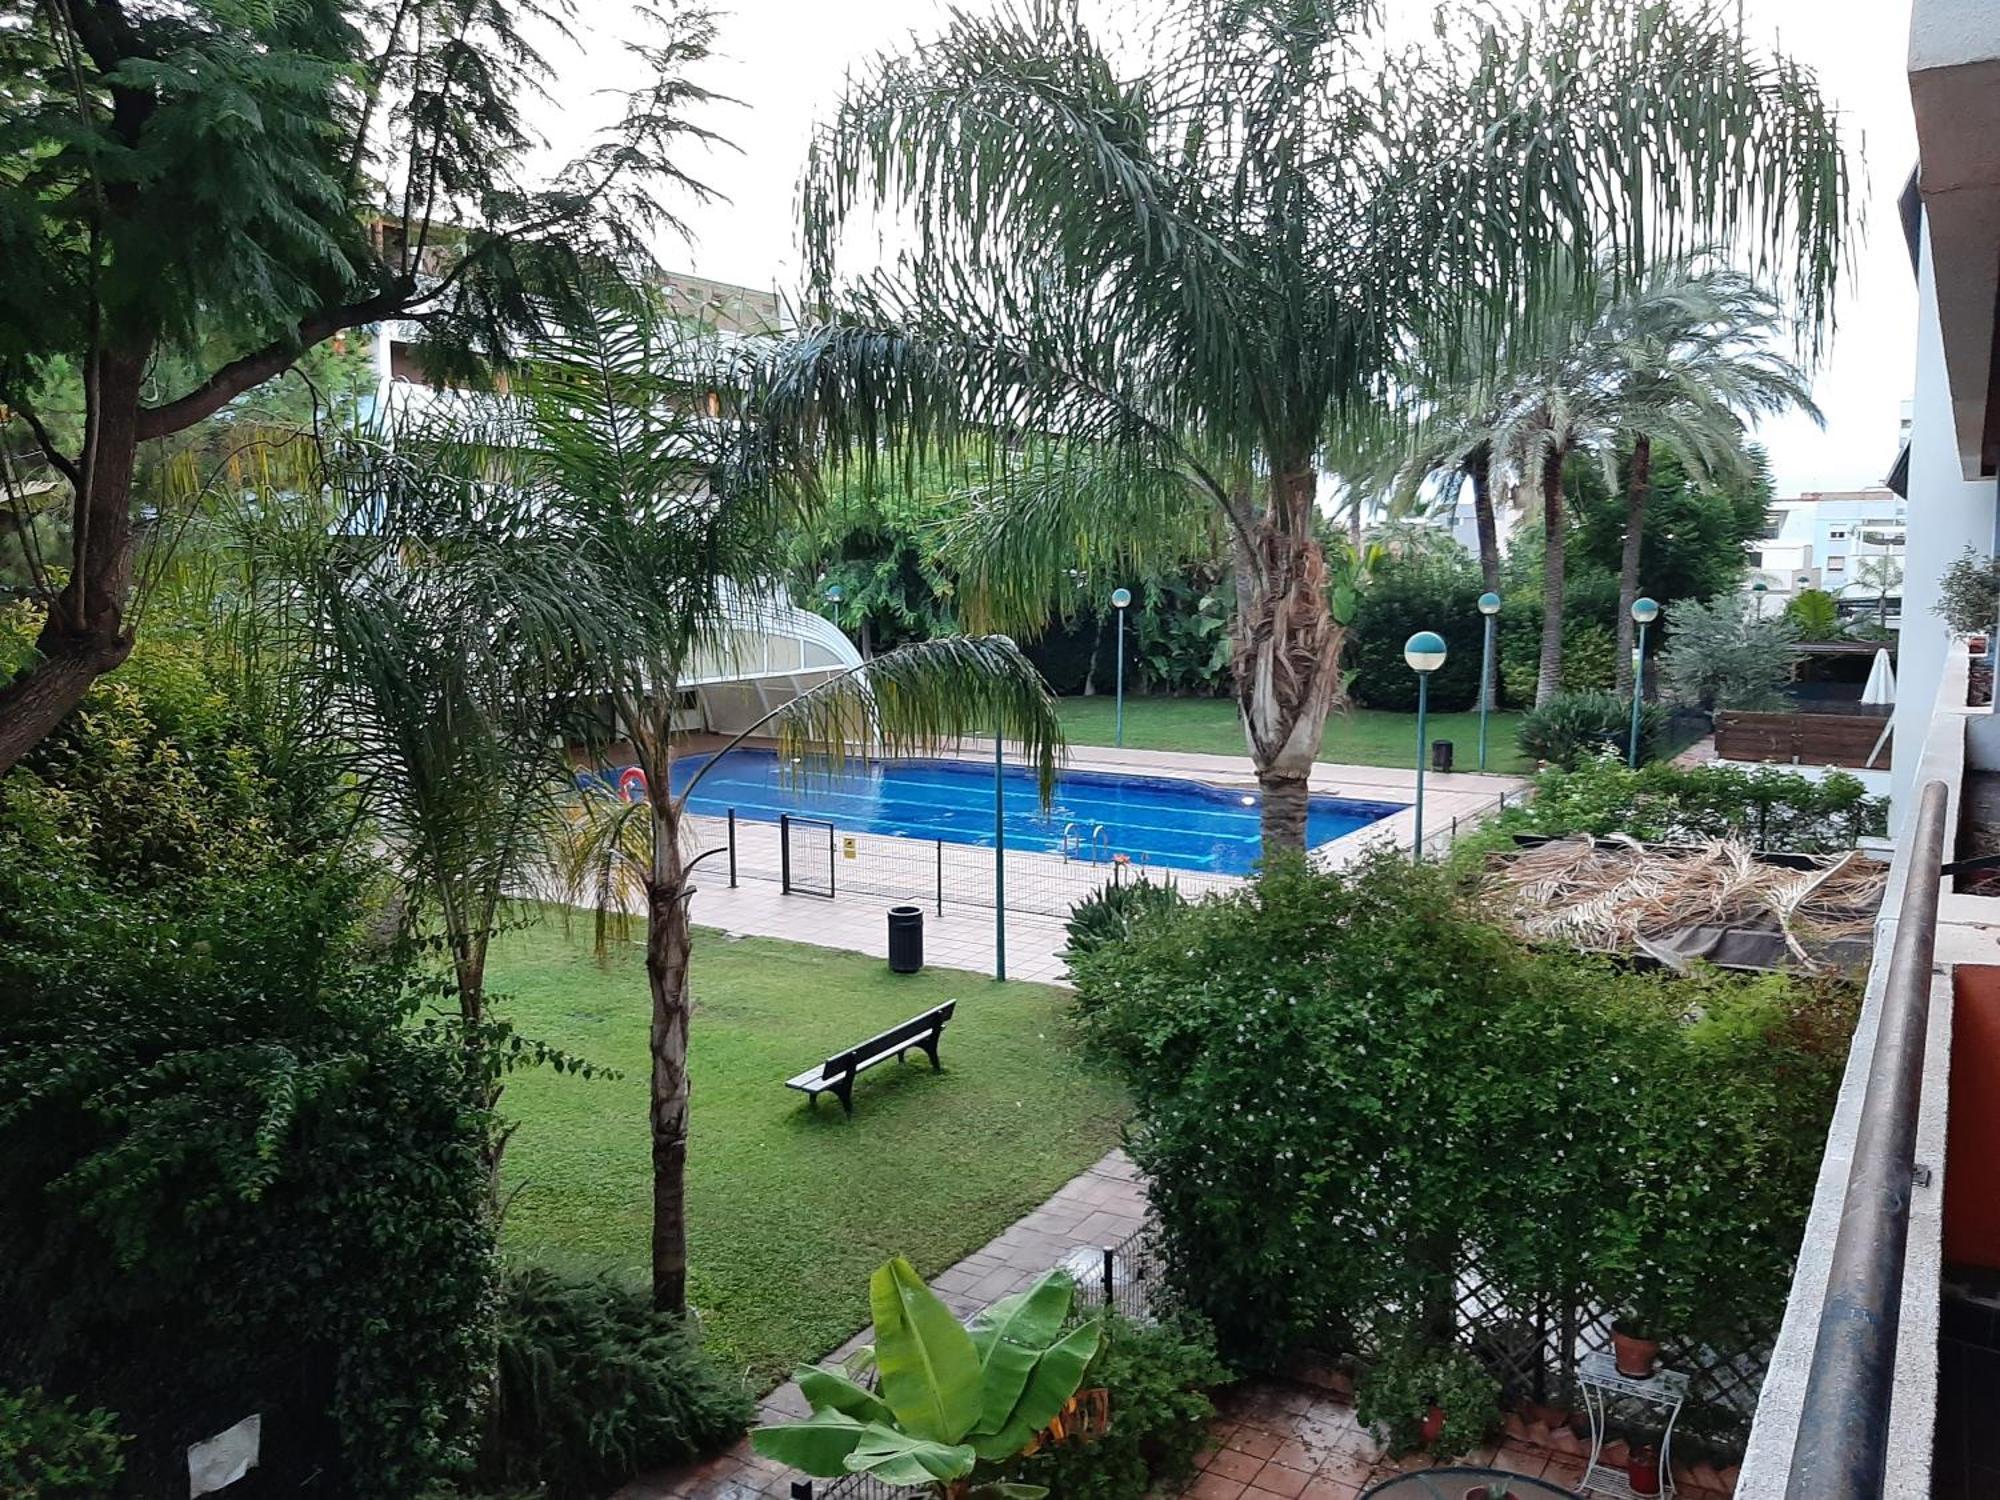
[
  {"x1": 278, "y1": 407, "x2": 639, "y2": 1182},
  {"x1": 1854, "y1": 554, "x2": 1904, "y2": 628},
  {"x1": 762, "y1": 0, "x2": 1848, "y2": 854},
  {"x1": 520, "y1": 296, "x2": 1065, "y2": 1316},
  {"x1": 1413, "y1": 264, "x2": 1818, "y2": 706},
  {"x1": 1600, "y1": 267, "x2": 1820, "y2": 693}
]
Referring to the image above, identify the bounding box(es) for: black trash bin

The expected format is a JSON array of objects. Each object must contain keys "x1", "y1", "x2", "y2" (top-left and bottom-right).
[
  {"x1": 887, "y1": 904, "x2": 925, "y2": 974},
  {"x1": 1431, "y1": 739, "x2": 1455, "y2": 773}
]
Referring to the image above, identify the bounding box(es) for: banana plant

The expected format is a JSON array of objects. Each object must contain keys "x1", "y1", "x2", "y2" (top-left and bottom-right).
[{"x1": 752, "y1": 1257, "x2": 1102, "y2": 1498}]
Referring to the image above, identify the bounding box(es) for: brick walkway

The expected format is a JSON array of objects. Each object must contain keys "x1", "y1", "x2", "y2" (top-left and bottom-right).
[{"x1": 615, "y1": 1150, "x2": 1150, "y2": 1500}]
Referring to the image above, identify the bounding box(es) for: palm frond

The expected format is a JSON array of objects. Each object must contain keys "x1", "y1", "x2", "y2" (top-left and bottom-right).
[{"x1": 693, "y1": 636, "x2": 1066, "y2": 808}]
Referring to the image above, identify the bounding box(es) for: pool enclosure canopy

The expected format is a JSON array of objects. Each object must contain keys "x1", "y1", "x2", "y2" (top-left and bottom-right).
[{"x1": 676, "y1": 583, "x2": 863, "y2": 735}]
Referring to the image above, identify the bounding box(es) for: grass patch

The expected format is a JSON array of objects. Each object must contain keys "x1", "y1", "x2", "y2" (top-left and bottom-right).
[
  {"x1": 1054, "y1": 695, "x2": 1531, "y2": 773},
  {"x1": 488, "y1": 911, "x2": 1127, "y2": 1387}
]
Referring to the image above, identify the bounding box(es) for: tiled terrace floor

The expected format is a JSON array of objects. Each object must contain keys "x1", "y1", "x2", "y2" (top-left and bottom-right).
[
  {"x1": 1187, "y1": 1383, "x2": 1743, "y2": 1499},
  {"x1": 1188, "y1": 1382, "x2": 1588, "y2": 1500}
]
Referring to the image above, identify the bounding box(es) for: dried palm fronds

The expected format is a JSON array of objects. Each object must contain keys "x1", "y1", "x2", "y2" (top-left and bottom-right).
[{"x1": 1483, "y1": 836, "x2": 1886, "y2": 971}]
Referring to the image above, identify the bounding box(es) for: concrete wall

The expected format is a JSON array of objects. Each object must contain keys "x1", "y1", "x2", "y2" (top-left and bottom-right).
[{"x1": 1890, "y1": 220, "x2": 1997, "y2": 830}]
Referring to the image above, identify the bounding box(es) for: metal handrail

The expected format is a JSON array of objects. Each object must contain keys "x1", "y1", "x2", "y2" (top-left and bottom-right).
[{"x1": 1784, "y1": 778, "x2": 1949, "y2": 1498}]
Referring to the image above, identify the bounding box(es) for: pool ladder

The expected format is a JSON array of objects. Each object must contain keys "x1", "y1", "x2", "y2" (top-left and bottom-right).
[{"x1": 1060, "y1": 822, "x2": 1110, "y2": 864}]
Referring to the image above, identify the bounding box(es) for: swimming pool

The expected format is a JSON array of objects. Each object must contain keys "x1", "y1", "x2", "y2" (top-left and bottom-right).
[{"x1": 594, "y1": 749, "x2": 1399, "y2": 876}]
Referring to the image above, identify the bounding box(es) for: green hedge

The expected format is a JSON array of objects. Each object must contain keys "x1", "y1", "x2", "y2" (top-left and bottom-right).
[
  {"x1": 1067, "y1": 854, "x2": 1855, "y2": 1438},
  {"x1": 1480, "y1": 757, "x2": 1888, "y2": 852},
  {"x1": 1350, "y1": 555, "x2": 1489, "y2": 711}
]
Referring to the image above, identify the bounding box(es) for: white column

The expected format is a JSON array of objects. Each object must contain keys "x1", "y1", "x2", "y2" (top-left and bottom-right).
[{"x1": 1892, "y1": 217, "x2": 1999, "y2": 830}]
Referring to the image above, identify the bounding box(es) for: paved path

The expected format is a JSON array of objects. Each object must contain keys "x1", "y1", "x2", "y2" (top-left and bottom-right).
[
  {"x1": 687, "y1": 878, "x2": 1075, "y2": 985},
  {"x1": 615, "y1": 1150, "x2": 1150, "y2": 1500}
]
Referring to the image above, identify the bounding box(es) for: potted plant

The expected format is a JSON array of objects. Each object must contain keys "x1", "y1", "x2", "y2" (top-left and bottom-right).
[
  {"x1": 1609, "y1": 1317, "x2": 1660, "y2": 1381},
  {"x1": 1626, "y1": 1437, "x2": 1664, "y2": 1497},
  {"x1": 1354, "y1": 1330, "x2": 1500, "y2": 1460},
  {"x1": 1594, "y1": 1212, "x2": 1699, "y2": 1381}
]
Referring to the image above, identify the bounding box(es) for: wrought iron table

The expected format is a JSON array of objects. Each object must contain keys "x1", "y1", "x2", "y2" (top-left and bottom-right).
[
  {"x1": 1359, "y1": 1469, "x2": 1578, "y2": 1499},
  {"x1": 1576, "y1": 1347, "x2": 1688, "y2": 1498}
]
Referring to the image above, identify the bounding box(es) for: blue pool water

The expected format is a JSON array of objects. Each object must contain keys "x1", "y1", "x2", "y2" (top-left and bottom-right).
[{"x1": 593, "y1": 750, "x2": 1398, "y2": 876}]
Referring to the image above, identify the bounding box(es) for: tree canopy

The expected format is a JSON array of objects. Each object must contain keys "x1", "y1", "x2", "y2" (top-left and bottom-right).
[{"x1": 0, "y1": 0, "x2": 728, "y2": 772}]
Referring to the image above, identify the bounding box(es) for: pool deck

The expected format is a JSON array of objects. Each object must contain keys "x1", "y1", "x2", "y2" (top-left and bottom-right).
[{"x1": 669, "y1": 742, "x2": 1526, "y2": 985}]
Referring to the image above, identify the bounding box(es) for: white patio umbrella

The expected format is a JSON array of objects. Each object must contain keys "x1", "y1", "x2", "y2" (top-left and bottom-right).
[
  {"x1": 1861, "y1": 648, "x2": 1897, "y2": 706},
  {"x1": 1862, "y1": 648, "x2": 1896, "y2": 768}
]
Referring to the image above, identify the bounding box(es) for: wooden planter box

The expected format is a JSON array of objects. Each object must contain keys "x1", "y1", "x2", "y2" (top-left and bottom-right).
[{"x1": 1713, "y1": 709, "x2": 1889, "y2": 769}]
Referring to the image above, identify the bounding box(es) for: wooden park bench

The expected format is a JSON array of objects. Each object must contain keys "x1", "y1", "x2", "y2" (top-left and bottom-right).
[{"x1": 785, "y1": 1002, "x2": 956, "y2": 1116}]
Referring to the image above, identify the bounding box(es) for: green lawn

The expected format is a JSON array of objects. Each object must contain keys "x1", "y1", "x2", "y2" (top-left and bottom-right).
[
  {"x1": 1055, "y1": 694, "x2": 1531, "y2": 773},
  {"x1": 488, "y1": 914, "x2": 1127, "y2": 1386}
]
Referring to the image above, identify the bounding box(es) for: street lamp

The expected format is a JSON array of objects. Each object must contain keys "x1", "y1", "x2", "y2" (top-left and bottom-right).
[
  {"x1": 1476, "y1": 592, "x2": 1501, "y2": 771},
  {"x1": 1628, "y1": 597, "x2": 1660, "y2": 768},
  {"x1": 1405, "y1": 630, "x2": 1448, "y2": 861},
  {"x1": 1110, "y1": 587, "x2": 1133, "y2": 747}
]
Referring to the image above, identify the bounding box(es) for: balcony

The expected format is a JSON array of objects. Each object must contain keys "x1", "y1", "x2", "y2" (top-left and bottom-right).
[{"x1": 1738, "y1": 639, "x2": 2000, "y2": 1497}]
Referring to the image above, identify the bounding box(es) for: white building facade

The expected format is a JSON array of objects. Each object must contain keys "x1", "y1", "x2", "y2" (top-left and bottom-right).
[{"x1": 1747, "y1": 488, "x2": 1908, "y2": 620}]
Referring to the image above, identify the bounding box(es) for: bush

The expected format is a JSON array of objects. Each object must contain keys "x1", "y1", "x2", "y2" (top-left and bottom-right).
[
  {"x1": 1066, "y1": 853, "x2": 1855, "y2": 1431},
  {"x1": 1004, "y1": 1314, "x2": 1232, "y2": 1500},
  {"x1": 481, "y1": 1267, "x2": 754, "y2": 1499},
  {"x1": 1064, "y1": 875, "x2": 1187, "y2": 963},
  {"x1": 1517, "y1": 692, "x2": 1667, "y2": 768},
  {"x1": 1657, "y1": 595, "x2": 1801, "y2": 711},
  {"x1": 0, "y1": 623, "x2": 495, "y2": 1498},
  {"x1": 1934, "y1": 545, "x2": 2000, "y2": 635},
  {"x1": 0, "y1": 1388, "x2": 127, "y2": 1498},
  {"x1": 1350, "y1": 553, "x2": 1487, "y2": 711},
  {"x1": 1481, "y1": 757, "x2": 1887, "y2": 852},
  {"x1": 1354, "y1": 1336, "x2": 1499, "y2": 1458}
]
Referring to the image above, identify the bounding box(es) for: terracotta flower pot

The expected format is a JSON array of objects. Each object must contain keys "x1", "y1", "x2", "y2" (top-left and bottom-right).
[
  {"x1": 1627, "y1": 1442, "x2": 1663, "y2": 1496},
  {"x1": 1611, "y1": 1324, "x2": 1660, "y2": 1379},
  {"x1": 1420, "y1": 1404, "x2": 1446, "y2": 1446}
]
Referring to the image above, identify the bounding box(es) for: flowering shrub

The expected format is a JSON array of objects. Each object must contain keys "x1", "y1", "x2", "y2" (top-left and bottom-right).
[{"x1": 1068, "y1": 854, "x2": 1855, "y2": 1422}]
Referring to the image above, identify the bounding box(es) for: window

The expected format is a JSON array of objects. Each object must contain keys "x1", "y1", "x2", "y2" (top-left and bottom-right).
[
  {"x1": 1827, "y1": 555, "x2": 1847, "y2": 571},
  {"x1": 1747, "y1": 550, "x2": 1764, "y2": 568},
  {"x1": 1828, "y1": 528, "x2": 1848, "y2": 541}
]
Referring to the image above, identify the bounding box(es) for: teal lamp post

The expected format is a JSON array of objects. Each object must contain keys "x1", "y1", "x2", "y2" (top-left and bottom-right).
[
  {"x1": 1476, "y1": 591, "x2": 1501, "y2": 771},
  {"x1": 1110, "y1": 587, "x2": 1133, "y2": 747},
  {"x1": 1405, "y1": 631, "x2": 1448, "y2": 860},
  {"x1": 1628, "y1": 596, "x2": 1660, "y2": 767}
]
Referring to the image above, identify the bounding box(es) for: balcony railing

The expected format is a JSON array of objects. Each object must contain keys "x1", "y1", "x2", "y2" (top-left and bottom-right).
[{"x1": 1783, "y1": 779, "x2": 1948, "y2": 1497}]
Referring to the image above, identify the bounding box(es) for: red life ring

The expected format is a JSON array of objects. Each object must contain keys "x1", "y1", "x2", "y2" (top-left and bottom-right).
[{"x1": 617, "y1": 766, "x2": 649, "y2": 802}]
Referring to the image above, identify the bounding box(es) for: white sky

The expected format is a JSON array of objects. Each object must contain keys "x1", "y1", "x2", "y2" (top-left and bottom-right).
[{"x1": 542, "y1": 0, "x2": 1921, "y2": 501}]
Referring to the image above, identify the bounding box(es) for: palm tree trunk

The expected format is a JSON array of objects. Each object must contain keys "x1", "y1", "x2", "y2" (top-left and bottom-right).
[
  {"x1": 1468, "y1": 444, "x2": 1500, "y2": 596},
  {"x1": 1614, "y1": 435, "x2": 1653, "y2": 697},
  {"x1": 646, "y1": 779, "x2": 694, "y2": 1316},
  {"x1": 1533, "y1": 444, "x2": 1569, "y2": 708},
  {"x1": 1234, "y1": 461, "x2": 1343, "y2": 859}
]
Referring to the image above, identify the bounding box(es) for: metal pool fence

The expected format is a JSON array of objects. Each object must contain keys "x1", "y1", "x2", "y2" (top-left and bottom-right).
[
  {"x1": 696, "y1": 809, "x2": 1245, "y2": 920},
  {"x1": 686, "y1": 788, "x2": 1519, "y2": 921}
]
